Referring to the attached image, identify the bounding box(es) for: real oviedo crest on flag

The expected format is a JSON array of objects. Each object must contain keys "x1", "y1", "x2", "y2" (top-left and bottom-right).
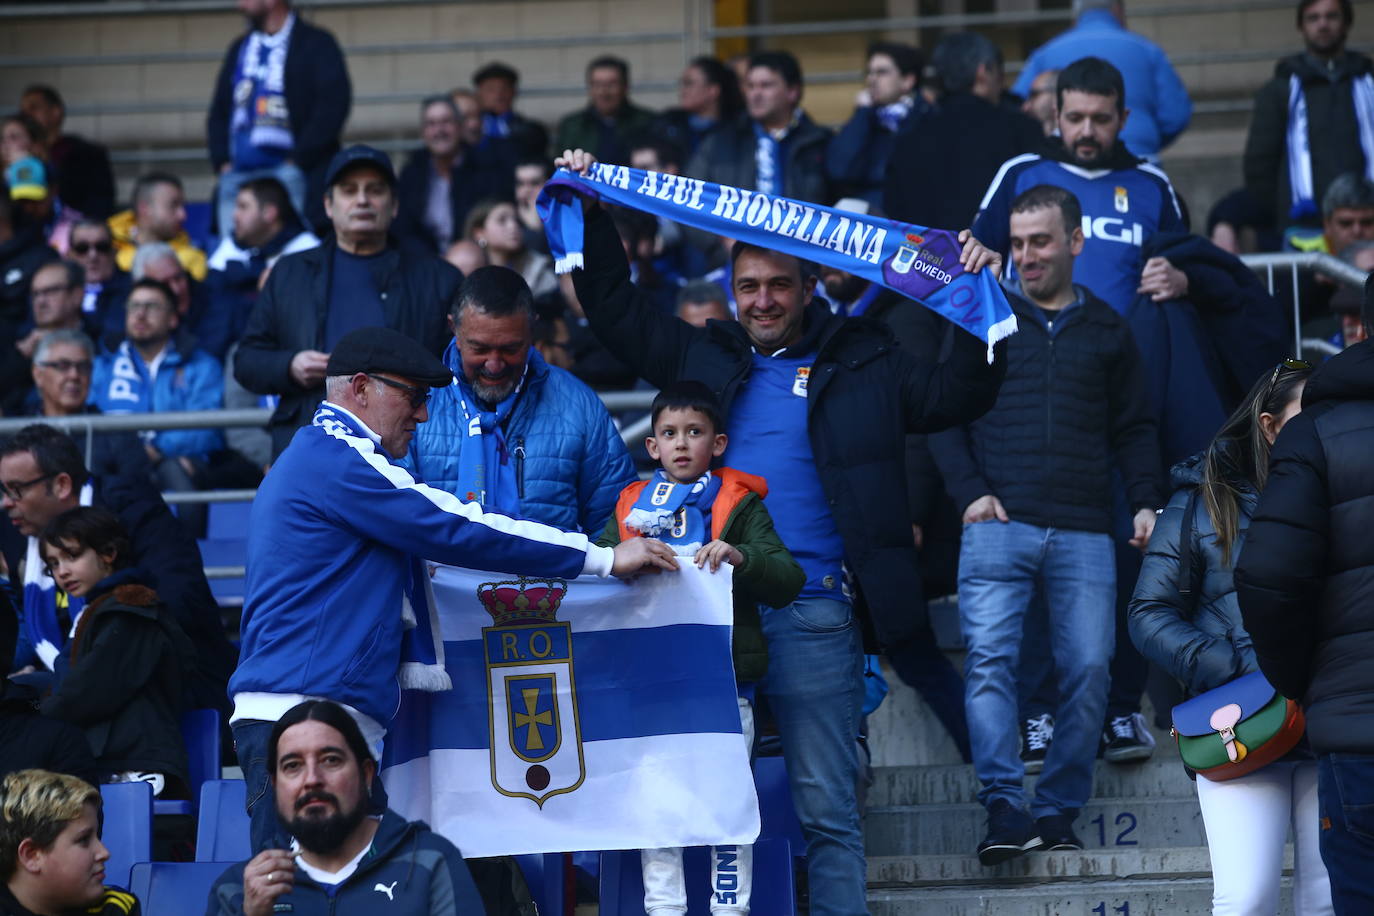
[{"x1": 481, "y1": 577, "x2": 586, "y2": 806}]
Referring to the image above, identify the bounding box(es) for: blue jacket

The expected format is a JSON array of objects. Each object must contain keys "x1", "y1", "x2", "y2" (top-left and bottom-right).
[
  {"x1": 206, "y1": 809, "x2": 484, "y2": 915},
  {"x1": 1011, "y1": 9, "x2": 1192, "y2": 158},
  {"x1": 90, "y1": 339, "x2": 225, "y2": 462},
  {"x1": 231, "y1": 403, "x2": 611, "y2": 726},
  {"x1": 403, "y1": 343, "x2": 635, "y2": 534},
  {"x1": 824, "y1": 99, "x2": 929, "y2": 208}
]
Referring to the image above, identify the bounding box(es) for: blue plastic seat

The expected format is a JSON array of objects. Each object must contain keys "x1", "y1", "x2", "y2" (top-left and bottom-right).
[
  {"x1": 516, "y1": 853, "x2": 566, "y2": 916},
  {"x1": 99, "y1": 782, "x2": 152, "y2": 890},
  {"x1": 155, "y1": 708, "x2": 220, "y2": 817},
  {"x1": 129, "y1": 861, "x2": 236, "y2": 915},
  {"x1": 197, "y1": 538, "x2": 248, "y2": 604},
  {"x1": 195, "y1": 780, "x2": 250, "y2": 863},
  {"x1": 207, "y1": 502, "x2": 253, "y2": 541}
]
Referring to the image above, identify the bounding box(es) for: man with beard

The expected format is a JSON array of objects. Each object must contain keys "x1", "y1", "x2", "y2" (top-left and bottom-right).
[
  {"x1": 404, "y1": 266, "x2": 634, "y2": 534},
  {"x1": 207, "y1": 700, "x2": 484, "y2": 915},
  {"x1": 207, "y1": 0, "x2": 350, "y2": 233},
  {"x1": 972, "y1": 56, "x2": 1185, "y2": 766},
  {"x1": 233, "y1": 146, "x2": 461, "y2": 458}
]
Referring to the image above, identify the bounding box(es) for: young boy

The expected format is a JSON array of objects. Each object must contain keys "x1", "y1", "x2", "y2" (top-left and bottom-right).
[
  {"x1": 597, "y1": 380, "x2": 803, "y2": 916},
  {"x1": 36, "y1": 508, "x2": 193, "y2": 801},
  {"x1": 0, "y1": 769, "x2": 140, "y2": 916}
]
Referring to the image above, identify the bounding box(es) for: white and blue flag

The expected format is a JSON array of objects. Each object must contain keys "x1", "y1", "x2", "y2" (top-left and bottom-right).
[{"x1": 381, "y1": 563, "x2": 760, "y2": 858}]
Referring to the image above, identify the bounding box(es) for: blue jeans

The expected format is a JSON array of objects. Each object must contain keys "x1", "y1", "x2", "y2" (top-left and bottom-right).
[
  {"x1": 958, "y1": 521, "x2": 1115, "y2": 817},
  {"x1": 759, "y1": 597, "x2": 866, "y2": 916},
  {"x1": 1317, "y1": 753, "x2": 1374, "y2": 913},
  {"x1": 215, "y1": 162, "x2": 307, "y2": 239}
]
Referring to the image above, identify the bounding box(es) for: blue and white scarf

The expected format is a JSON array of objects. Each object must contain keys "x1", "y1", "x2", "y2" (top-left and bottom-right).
[
  {"x1": 1286, "y1": 72, "x2": 1374, "y2": 220},
  {"x1": 876, "y1": 97, "x2": 914, "y2": 133},
  {"x1": 19, "y1": 482, "x2": 94, "y2": 670},
  {"x1": 537, "y1": 166, "x2": 1017, "y2": 360},
  {"x1": 230, "y1": 12, "x2": 296, "y2": 169},
  {"x1": 625, "y1": 470, "x2": 721, "y2": 555},
  {"x1": 452, "y1": 363, "x2": 528, "y2": 510}
]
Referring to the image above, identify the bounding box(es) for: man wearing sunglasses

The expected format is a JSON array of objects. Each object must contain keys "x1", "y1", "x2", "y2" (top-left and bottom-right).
[
  {"x1": 231, "y1": 325, "x2": 677, "y2": 852},
  {"x1": 67, "y1": 219, "x2": 129, "y2": 338}
]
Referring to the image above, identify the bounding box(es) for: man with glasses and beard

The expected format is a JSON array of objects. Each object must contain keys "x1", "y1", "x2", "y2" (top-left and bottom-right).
[{"x1": 207, "y1": 700, "x2": 485, "y2": 915}]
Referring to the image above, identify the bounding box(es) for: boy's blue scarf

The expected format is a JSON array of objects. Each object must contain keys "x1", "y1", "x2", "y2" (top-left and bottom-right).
[
  {"x1": 537, "y1": 165, "x2": 1017, "y2": 361},
  {"x1": 625, "y1": 470, "x2": 720, "y2": 554}
]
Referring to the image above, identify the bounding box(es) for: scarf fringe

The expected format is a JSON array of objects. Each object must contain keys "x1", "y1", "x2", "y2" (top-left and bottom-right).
[
  {"x1": 554, "y1": 252, "x2": 584, "y2": 274},
  {"x1": 399, "y1": 662, "x2": 452, "y2": 692},
  {"x1": 985, "y1": 313, "x2": 1020, "y2": 364}
]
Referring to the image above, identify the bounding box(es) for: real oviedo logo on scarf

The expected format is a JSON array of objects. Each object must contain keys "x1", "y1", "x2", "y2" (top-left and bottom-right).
[{"x1": 537, "y1": 164, "x2": 1017, "y2": 361}]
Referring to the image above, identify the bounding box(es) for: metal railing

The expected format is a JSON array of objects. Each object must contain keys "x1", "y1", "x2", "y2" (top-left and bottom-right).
[{"x1": 1239, "y1": 251, "x2": 1370, "y2": 356}]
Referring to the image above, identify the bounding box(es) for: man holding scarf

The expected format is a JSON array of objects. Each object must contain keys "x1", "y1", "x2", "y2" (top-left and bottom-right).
[
  {"x1": 207, "y1": 0, "x2": 350, "y2": 234},
  {"x1": 403, "y1": 265, "x2": 635, "y2": 533},
  {"x1": 551, "y1": 148, "x2": 1007, "y2": 914}
]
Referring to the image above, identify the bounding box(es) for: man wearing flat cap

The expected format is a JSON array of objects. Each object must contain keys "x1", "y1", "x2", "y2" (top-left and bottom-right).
[
  {"x1": 234, "y1": 144, "x2": 464, "y2": 458},
  {"x1": 231, "y1": 326, "x2": 679, "y2": 853}
]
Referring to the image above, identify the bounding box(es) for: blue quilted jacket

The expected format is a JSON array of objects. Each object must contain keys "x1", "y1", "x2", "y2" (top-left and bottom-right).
[{"x1": 403, "y1": 342, "x2": 636, "y2": 534}]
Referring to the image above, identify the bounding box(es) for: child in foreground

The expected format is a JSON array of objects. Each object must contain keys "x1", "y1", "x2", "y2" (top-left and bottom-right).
[
  {"x1": 0, "y1": 768, "x2": 140, "y2": 915},
  {"x1": 597, "y1": 380, "x2": 803, "y2": 916},
  {"x1": 37, "y1": 507, "x2": 193, "y2": 801}
]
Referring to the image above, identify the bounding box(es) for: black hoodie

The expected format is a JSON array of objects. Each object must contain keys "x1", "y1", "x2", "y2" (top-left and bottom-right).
[{"x1": 1236, "y1": 339, "x2": 1374, "y2": 753}]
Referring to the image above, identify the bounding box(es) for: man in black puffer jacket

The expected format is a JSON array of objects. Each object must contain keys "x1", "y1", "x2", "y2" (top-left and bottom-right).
[
  {"x1": 1235, "y1": 274, "x2": 1374, "y2": 912},
  {"x1": 929, "y1": 184, "x2": 1163, "y2": 865}
]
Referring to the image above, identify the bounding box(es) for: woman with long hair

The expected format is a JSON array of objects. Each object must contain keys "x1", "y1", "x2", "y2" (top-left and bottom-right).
[
  {"x1": 1129, "y1": 359, "x2": 1332, "y2": 915},
  {"x1": 464, "y1": 198, "x2": 558, "y2": 300}
]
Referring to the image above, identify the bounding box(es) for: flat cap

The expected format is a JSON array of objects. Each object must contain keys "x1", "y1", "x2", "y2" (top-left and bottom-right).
[
  {"x1": 326, "y1": 327, "x2": 452, "y2": 388},
  {"x1": 323, "y1": 144, "x2": 397, "y2": 189}
]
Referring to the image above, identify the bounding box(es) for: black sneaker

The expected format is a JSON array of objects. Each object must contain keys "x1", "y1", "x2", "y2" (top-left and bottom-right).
[
  {"x1": 1103, "y1": 712, "x2": 1156, "y2": 764},
  {"x1": 1034, "y1": 813, "x2": 1083, "y2": 850},
  {"x1": 977, "y1": 799, "x2": 1042, "y2": 866},
  {"x1": 1019, "y1": 713, "x2": 1054, "y2": 775}
]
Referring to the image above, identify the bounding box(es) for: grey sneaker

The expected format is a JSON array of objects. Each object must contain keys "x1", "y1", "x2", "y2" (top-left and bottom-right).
[
  {"x1": 1103, "y1": 712, "x2": 1156, "y2": 764},
  {"x1": 1020, "y1": 713, "x2": 1054, "y2": 775}
]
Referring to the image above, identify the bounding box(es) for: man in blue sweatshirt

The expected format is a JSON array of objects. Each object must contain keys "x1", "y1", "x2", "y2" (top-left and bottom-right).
[{"x1": 230, "y1": 326, "x2": 676, "y2": 852}]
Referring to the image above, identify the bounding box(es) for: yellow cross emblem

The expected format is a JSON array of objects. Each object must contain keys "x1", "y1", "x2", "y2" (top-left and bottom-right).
[{"x1": 514, "y1": 687, "x2": 553, "y2": 751}]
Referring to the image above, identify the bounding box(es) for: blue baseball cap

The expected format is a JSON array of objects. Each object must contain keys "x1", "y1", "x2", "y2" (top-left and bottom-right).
[{"x1": 323, "y1": 145, "x2": 396, "y2": 189}]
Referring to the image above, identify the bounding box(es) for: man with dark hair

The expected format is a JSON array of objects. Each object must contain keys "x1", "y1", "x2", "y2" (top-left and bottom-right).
[
  {"x1": 66, "y1": 219, "x2": 128, "y2": 340},
  {"x1": 207, "y1": 700, "x2": 484, "y2": 915},
  {"x1": 2, "y1": 261, "x2": 96, "y2": 415},
  {"x1": 556, "y1": 147, "x2": 1005, "y2": 914},
  {"x1": 932, "y1": 184, "x2": 1160, "y2": 863},
  {"x1": 884, "y1": 32, "x2": 1044, "y2": 230},
  {"x1": 395, "y1": 95, "x2": 515, "y2": 255},
  {"x1": 827, "y1": 41, "x2": 929, "y2": 208},
  {"x1": 207, "y1": 0, "x2": 350, "y2": 234},
  {"x1": 554, "y1": 55, "x2": 656, "y2": 164},
  {"x1": 404, "y1": 265, "x2": 634, "y2": 533},
  {"x1": 675, "y1": 280, "x2": 732, "y2": 327},
  {"x1": 1013, "y1": 0, "x2": 1192, "y2": 161},
  {"x1": 1245, "y1": 0, "x2": 1369, "y2": 231},
  {"x1": 107, "y1": 173, "x2": 206, "y2": 282},
  {"x1": 19, "y1": 85, "x2": 117, "y2": 219},
  {"x1": 473, "y1": 60, "x2": 549, "y2": 161},
  {"x1": 233, "y1": 146, "x2": 462, "y2": 457},
  {"x1": 203, "y1": 177, "x2": 320, "y2": 361},
  {"x1": 0, "y1": 423, "x2": 234, "y2": 721},
  {"x1": 687, "y1": 50, "x2": 833, "y2": 205},
  {"x1": 1236, "y1": 277, "x2": 1374, "y2": 911}
]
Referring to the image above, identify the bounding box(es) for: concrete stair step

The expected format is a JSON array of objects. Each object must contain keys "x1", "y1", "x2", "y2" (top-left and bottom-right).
[
  {"x1": 869, "y1": 759, "x2": 1196, "y2": 807},
  {"x1": 866, "y1": 846, "x2": 1277, "y2": 887},
  {"x1": 864, "y1": 798, "x2": 1205, "y2": 856},
  {"x1": 866, "y1": 877, "x2": 1294, "y2": 915}
]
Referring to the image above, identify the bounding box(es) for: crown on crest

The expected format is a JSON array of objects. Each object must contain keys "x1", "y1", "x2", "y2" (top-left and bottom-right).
[{"x1": 478, "y1": 577, "x2": 568, "y2": 626}]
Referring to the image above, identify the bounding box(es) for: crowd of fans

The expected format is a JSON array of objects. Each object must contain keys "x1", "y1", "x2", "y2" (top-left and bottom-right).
[{"x1": 1, "y1": 0, "x2": 1373, "y2": 911}]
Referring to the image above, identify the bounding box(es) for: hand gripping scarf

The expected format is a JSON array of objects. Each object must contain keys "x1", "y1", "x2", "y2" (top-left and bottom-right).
[{"x1": 537, "y1": 165, "x2": 1017, "y2": 360}]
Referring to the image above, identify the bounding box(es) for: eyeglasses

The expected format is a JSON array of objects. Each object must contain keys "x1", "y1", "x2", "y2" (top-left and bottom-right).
[
  {"x1": 31, "y1": 284, "x2": 75, "y2": 299},
  {"x1": 1, "y1": 472, "x2": 56, "y2": 502},
  {"x1": 126, "y1": 298, "x2": 171, "y2": 315},
  {"x1": 1268, "y1": 357, "x2": 1312, "y2": 391},
  {"x1": 70, "y1": 240, "x2": 113, "y2": 256},
  {"x1": 367, "y1": 374, "x2": 428, "y2": 409},
  {"x1": 36, "y1": 359, "x2": 94, "y2": 375}
]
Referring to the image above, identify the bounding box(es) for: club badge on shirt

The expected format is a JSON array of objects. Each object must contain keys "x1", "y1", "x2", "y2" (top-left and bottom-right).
[
  {"x1": 793, "y1": 366, "x2": 811, "y2": 398},
  {"x1": 1114, "y1": 186, "x2": 1129, "y2": 214}
]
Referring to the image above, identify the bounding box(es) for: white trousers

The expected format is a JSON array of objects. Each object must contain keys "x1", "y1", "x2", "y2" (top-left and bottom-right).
[
  {"x1": 642, "y1": 697, "x2": 755, "y2": 915},
  {"x1": 1195, "y1": 759, "x2": 1333, "y2": 915}
]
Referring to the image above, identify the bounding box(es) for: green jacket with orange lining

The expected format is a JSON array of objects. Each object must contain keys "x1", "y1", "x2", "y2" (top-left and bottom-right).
[{"x1": 595, "y1": 467, "x2": 804, "y2": 683}]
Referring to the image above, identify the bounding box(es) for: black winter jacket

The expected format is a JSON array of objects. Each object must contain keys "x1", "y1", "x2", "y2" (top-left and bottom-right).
[
  {"x1": 41, "y1": 572, "x2": 193, "y2": 790},
  {"x1": 1244, "y1": 51, "x2": 1374, "y2": 229},
  {"x1": 686, "y1": 112, "x2": 833, "y2": 205},
  {"x1": 233, "y1": 238, "x2": 461, "y2": 457},
  {"x1": 570, "y1": 206, "x2": 1005, "y2": 647},
  {"x1": 1236, "y1": 339, "x2": 1374, "y2": 754},
  {"x1": 206, "y1": 16, "x2": 351, "y2": 224},
  {"x1": 393, "y1": 147, "x2": 515, "y2": 254},
  {"x1": 929, "y1": 286, "x2": 1163, "y2": 532},
  {"x1": 1129, "y1": 452, "x2": 1259, "y2": 696}
]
